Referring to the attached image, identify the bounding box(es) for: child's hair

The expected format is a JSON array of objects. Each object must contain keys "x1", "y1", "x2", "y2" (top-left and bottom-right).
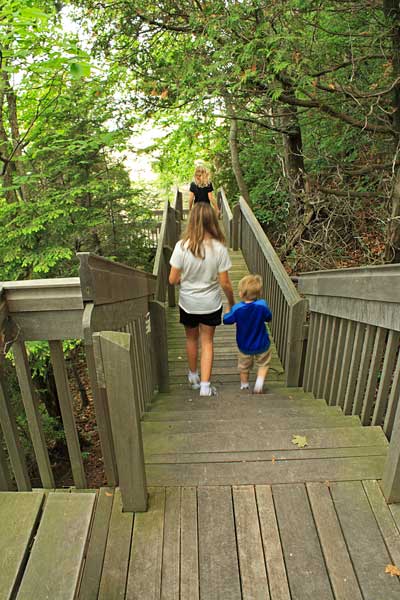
[
  {"x1": 238, "y1": 274, "x2": 263, "y2": 300},
  {"x1": 181, "y1": 202, "x2": 225, "y2": 258},
  {"x1": 194, "y1": 165, "x2": 211, "y2": 188}
]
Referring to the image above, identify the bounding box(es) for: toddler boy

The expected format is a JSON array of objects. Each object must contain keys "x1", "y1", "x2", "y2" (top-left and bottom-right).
[{"x1": 223, "y1": 275, "x2": 272, "y2": 394}]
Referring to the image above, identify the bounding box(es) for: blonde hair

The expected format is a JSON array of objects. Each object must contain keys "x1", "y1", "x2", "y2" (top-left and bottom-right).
[
  {"x1": 238, "y1": 274, "x2": 263, "y2": 300},
  {"x1": 194, "y1": 166, "x2": 211, "y2": 188},
  {"x1": 181, "y1": 202, "x2": 225, "y2": 258}
]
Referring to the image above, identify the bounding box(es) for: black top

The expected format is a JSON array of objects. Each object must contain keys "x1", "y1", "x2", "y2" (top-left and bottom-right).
[{"x1": 190, "y1": 181, "x2": 213, "y2": 203}]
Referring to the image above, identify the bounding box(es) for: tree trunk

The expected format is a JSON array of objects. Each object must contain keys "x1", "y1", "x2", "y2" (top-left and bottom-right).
[
  {"x1": 384, "y1": 0, "x2": 400, "y2": 261},
  {"x1": 0, "y1": 72, "x2": 17, "y2": 203},
  {"x1": 223, "y1": 94, "x2": 250, "y2": 203},
  {"x1": 280, "y1": 103, "x2": 305, "y2": 205},
  {"x1": 5, "y1": 73, "x2": 30, "y2": 201}
]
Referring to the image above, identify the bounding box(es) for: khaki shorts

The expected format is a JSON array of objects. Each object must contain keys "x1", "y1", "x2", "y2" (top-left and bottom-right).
[{"x1": 238, "y1": 348, "x2": 272, "y2": 373}]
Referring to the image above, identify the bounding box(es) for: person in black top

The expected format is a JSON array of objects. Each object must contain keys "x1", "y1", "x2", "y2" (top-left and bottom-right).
[{"x1": 189, "y1": 166, "x2": 220, "y2": 215}]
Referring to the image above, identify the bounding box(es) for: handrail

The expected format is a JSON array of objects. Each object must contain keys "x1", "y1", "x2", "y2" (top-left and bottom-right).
[
  {"x1": 298, "y1": 264, "x2": 400, "y2": 502},
  {"x1": 230, "y1": 193, "x2": 307, "y2": 386},
  {"x1": 0, "y1": 199, "x2": 176, "y2": 498},
  {"x1": 218, "y1": 188, "x2": 233, "y2": 247},
  {"x1": 153, "y1": 190, "x2": 181, "y2": 305}
]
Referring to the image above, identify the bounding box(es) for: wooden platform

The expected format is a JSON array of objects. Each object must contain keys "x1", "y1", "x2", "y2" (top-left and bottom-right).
[{"x1": 2, "y1": 483, "x2": 400, "y2": 599}]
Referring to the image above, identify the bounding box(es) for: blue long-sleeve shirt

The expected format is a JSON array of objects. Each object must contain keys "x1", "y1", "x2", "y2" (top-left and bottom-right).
[{"x1": 223, "y1": 299, "x2": 272, "y2": 355}]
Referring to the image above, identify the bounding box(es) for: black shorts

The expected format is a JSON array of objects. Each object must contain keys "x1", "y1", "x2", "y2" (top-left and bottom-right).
[{"x1": 179, "y1": 306, "x2": 222, "y2": 328}]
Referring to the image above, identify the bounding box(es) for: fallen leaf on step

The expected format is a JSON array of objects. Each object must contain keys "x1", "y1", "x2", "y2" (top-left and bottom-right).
[
  {"x1": 385, "y1": 564, "x2": 400, "y2": 577},
  {"x1": 292, "y1": 435, "x2": 308, "y2": 448},
  {"x1": 105, "y1": 492, "x2": 113, "y2": 497}
]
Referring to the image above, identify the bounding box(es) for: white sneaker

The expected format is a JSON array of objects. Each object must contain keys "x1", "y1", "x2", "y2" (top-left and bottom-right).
[
  {"x1": 188, "y1": 372, "x2": 200, "y2": 389},
  {"x1": 199, "y1": 384, "x2": 217, "y2": 397}
]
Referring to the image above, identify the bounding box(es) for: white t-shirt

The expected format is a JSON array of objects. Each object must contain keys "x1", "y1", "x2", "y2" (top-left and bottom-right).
[{"x1": 170, "y1": 239, "x2": 232, "y2": 314}]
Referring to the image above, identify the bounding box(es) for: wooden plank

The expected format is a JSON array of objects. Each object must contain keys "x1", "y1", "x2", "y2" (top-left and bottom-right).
[
  {"x1": 372, "y1": 330, "x2": 400, "y2": 426},
  {"x1": 11, "y1": 310, "x2": 83, "y2": 340},
  {"x1": 310, "y1": 312, "x2": 325, "y2": 395},
  {"x1": 304, "y1": 313, "x2": 320, "y2": 392},
  {"x1": 17, "y1": 492, "x2": 95, "y2": 600},
  {"x1": 331, "y1": 481, "x2": 400, "y2": 599},
  {"x1": 336, "y1": 319, "x2": 356, "y2": 408},
  {"x1": 256, "y1": 485, "x2": 290, "y2": 600},
  {"x1": 95, "y1": 332, "x2": 147, "y2": 512},
  {"x1": 361, "y1": 326, "x2": 387, "y2": 425},
  {"x1": 161, "y1": 488, "x2": 180, "y2": 600},
  {"x1": 307, "y1": 482, "x2": 363, "y2": 600},
  {"x1": 316, "y1": 314, "x2": 332, "y2": 397},
  {"x1": 343, "y1": 321, "x2": 365, "y2": 414},
  {"x1": 150, "y1": 300, "x2": 170, "y2": 393},
  {"x1": 362, "y1": 480, "x2": 400, "y2": 566},
  {"x1": 180, "y1": 487, "x2": 199, "y2": 600},
  {"x1": 146, "y1": 455, "x2": 385, "y2": 487},
  {"x1": 285, "y1": 298, "x2": 308, "y2": 387},
  {"x1": 198, "y1": 486, "x2": 241, "y2": 599},
  {"x1": 384, "y1": 349, "x2": 400, "y2": 437},
  {"x1": 0, "y1": 491, "x2": 44, "y2": 599},
  {"x1": 98, "y1": 489, "x2": 133, "y2": 600},
  {"x1": 322, "y1": 316, "x2": 339, "y2": 400},
  {"x1": 328, "y1": 317, "x2": 347, "y2": 406},
  {"x1": 13, "y1": 340, "x2": 55, "y2": 488},
  {"x1": 49, "y1": 340, "x2": 86, "y2": 489},
  {"x1": 0, "y1": 438, "x2": 12, "y2": 490},
  {"x1": 382, "y1": 396, "x2": 400, "y2": 502},
  {"x1": 302, "y1": 311, "x2": 316, "y2": 391},
  {"x1": 78, "y1": 488, "x2": 114, "y2": 600},
  {"x1": 0, "y1": 377, "x2": 31, "y2": 490},
  {"x1": 352, "y1": 324, "x2": 376, "y2": 417},
  {"x1": 126, "y1": 488, "x2": 166, "y2": 599},
  {"x1": 232, "y1": 486, "x2": 270, "y2": 599},
  {"x1": 273, "y1": 483, "x2": 334, "y2": 600}
]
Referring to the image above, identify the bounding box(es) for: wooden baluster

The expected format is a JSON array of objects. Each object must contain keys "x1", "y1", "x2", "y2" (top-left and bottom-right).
[
  {"x1": 384, "y1": 351, "x2": 400, "y2": 438},
  {"x1": 49, "y1": 340, "x2": 87, "y2": 489},
  {"x1": 327, "y1": 319, "x2": 347, "y2": 406},
  {"x1": 360, "y1": 327, "x2": 387, "y2": 425},
  {"x1": 13, "y1": 340, "x2": 55, "y2": 488},
  {"x1": 336, "y1": 320, "x2": 356, "y2": 409},
  {"x1": 352, "y1": 325, "x2": 376, "y2": 417},
  {"x1": 316, "y1": 315, "x2": 332, "y2": 398},
  {"x1": 372, "y1": 330, "x2": 400, "y2": 426},
  {"x1": 310, "y1": 313, "x2": 325, "y2": 395},
  {"x1": 322, "y1": 317, "x2": 339, "y2": 401},
  {"x1": 0, "y1": 375, "x2": 31, "y2": 490},
  {"x1": 303, "y1": 312, "x2": 317, "y2": 392},
  {"x1": 342, "y1": 322, "x2": 365, "y2": 415},
  {"x1": 149, "y1": 300, "x2": 170, "y2": 393},
  {"x1": 0, "y1": 437, "x2": 13, "y2": 490}
]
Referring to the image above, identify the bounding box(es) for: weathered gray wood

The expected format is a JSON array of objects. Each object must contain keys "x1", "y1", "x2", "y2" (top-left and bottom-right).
[
  {"x1": 362, "y1": 480, "x2": 400, "y2": 566},
  {"x1": 78, "y1": 488, "x2": 114, "y2": 600},
  {"x1": 343, "y1": 321, "x2": 365, "y2": 414},
  {"x1": 11, "y1": 310, "x2": 83, "y2": 340},
  {"x1": 78, "y1": 252, "x2": 156, "y2": 305},
  {"x1": 198, "y1": 486, "x2": 241, "y2": 600},
  {"x1": 126, "y1": 488, "x2": 166, "y2": 599},
  {"x1": 303, "y1": 311, "x2": 316, "y2": 391},
  {"x1": 337, "y1": 319, "x2": 356, "y2": 408},
  {"x1": 163, "y1": 246, "x2": 176, "y2": 308},
  {"x1": 372, "y1": 330, "x2": 400, "y2": 426},
  {"x1": 285, "y1": 298, "x2": 308, "y2": 387},
  {"x1": 0, "y1": 491, "x2": 44, "y2": 599},
  {"x1": 3, "y1": 278, "x2": 83, "y2": 312},
  {"x1": 146, "y1": 455, "x2": 385, "y2": 486},
  {"x1": 98, "y1": 488, "x2": 133, "y2": 600},
  {"x1": 307, "y1": 482, "x2": 363, "y2": 600},
  {"x1": 49, "y1": 340, "x2": 86, "y2": 489},
  {"x1": 180, "y1": 487, "x2": 199, "y2": 600},
  {"x1": 361, "y1": 326, "x2": 387, "y2": 425},
  {"x1": 0, "y1": 377, "x2": 30, "y2": 490},
  {"x1": 331, "y1": 481, "x2": 400, "y2": 599},
  {"x1": 83, "y1": 313, "x2": 118, "y2": 487},
  {"x1": 352, "y1": 324, "x2": 376, "y2": 417},
  {"x1": 382, "y1": 396, "x2": 400, "y2": 503},
  {"x1": 232, "y1": 486, "x2": 270, "y2": 600},
  {"x1": 13, "y1": 340, "x2": 55, "y2": 488},
  {"x1": 328, "y1": 318, "x2": 347, "y2": 406},
  {"x1": 232, "y1": 203, "x2": 240, "y2": 250},
  {"x1": 94, "y1": 332, "x2": 147, "y2": 512},
  {"x1": 384, "y1": 350, "x2": 400, "y2": 437},
  {"x1": 322, "y1": 317, "x2": 339, "y2": 400},
  {"x1": 316, "y1": 315, "x2": 332, "y2": 397},
  {"x1": 273, "y1": 483, "x2": 334, "y2": 600},
  {"x1": 310, "y1": 312, "x2": 325, "y2": 394},
  {"x1": 149, "y1": 300, "x2": 170, "y2": 393},
  {"x1": 89, "y1": 297, "x2": 149, "y2": 333},
  {"x1": 161, "y1": 487, "x2": 180, "y2": 600},
  {"x1": 17, "y1": 492, "x2": 95, "y2": 600},
  {"x1": 0, "y1": 440, "x2": 12, "y2": 490},
  {"x1": 255, "y1": 485, "x2": 290, "y2": 600}
]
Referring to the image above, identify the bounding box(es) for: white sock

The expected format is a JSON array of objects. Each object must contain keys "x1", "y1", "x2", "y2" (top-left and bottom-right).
[
  {"x1": 253, "y1": 376, "x2": 265, "y2": 393},
  {"x1": 200, "y1": 381, "x2": 210, "y2": 393},
  {"x1": 240, "y1": 383, "x2": 249, "y2": 390},
  {"x1": 188, "y1": 370, "x2": 199, "y2": 381}
]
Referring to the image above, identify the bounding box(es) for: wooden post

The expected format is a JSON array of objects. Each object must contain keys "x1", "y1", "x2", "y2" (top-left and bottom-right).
[
  {"x1": 93, "y1": 332, "x2": 147, "y2": 512},
  {"x1": 149, "y1": 300, "x2": 170, "y2": 393},
  {"x1": 232, "y1": 204, "x2": 241, "y2": 251},
  {"x1": 382, "y1": 400, "x2": 400, "y2": 503},
  {"x1": 285, "y1": 298, "x2": 308, "y2": 387},
  {"x1": 163, "y1": 246, "x2": 176, "y2": 308}
]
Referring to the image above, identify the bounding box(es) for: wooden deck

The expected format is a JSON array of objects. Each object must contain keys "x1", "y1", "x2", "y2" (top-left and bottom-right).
[{"x1": 2, "y1": 247, "x2": 400, "y2": 599}]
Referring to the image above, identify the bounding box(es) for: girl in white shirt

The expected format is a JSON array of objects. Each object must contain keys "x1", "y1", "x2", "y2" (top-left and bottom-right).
[{"x1": 169, "y1": 203, "x2": 235, "y2": 396}]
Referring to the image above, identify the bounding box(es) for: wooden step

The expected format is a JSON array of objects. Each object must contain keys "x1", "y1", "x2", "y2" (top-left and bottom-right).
[
  {"x1": 144, "y1": 426, "x2": 387, "y2": 456},
  {"x1": 154, "y1": 385, "x2": 319, "y2": 401},
  {"x1": 142, "y1": 415, "x2": 362, "y2": 435},
  {"x1": 150, "y1": 395, "x2": 329, "y2": 412}
]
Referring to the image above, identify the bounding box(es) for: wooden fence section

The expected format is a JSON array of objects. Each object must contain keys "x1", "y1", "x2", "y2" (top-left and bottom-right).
[
  {"x1": 0, "y1": 250, "x2": 168, "y2": 496},
  {"x1": 298, "y1": 265, "x2": 400, "y2": 502},
  {"x1": 219, "y1": 192, "x2": 308, "y2": 387},
  {"x1": 217, "y1": 188, "x2": 233, "y2": 248}
]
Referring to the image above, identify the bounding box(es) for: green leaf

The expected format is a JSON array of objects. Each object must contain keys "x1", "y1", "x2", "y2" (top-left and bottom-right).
[
  {"x1": 292, "y1": 435, "x2": 308, "y2": 448},
  {"x1": 70, "y1": 62, "x2": 91, "y2": 79}
]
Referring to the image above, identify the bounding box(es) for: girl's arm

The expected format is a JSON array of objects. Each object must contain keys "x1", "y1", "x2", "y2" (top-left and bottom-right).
[
  {"x1": 188, "y1": 191, "x2": 195, "y2": 210},
  {"x1": 169, "y1": 266, "x2": 181, "y2": 285},
  {"x1": 208, "y1": 191, "x2": 220, "y2": 216},
  {"x1": 218, "y1": 271, "x2": 234, "y2": 309}
]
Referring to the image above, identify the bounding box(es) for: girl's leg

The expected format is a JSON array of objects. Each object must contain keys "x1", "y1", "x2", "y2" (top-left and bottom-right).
[
  {"x1": 253, "y1": 365, "x2": 269, "y2": 394},
  {"x1": 185, "y1": 326, "x2": 199, "y2": 373},
  {"x1": 199, "y1": 324, "x2": 216, "y2": 382}
]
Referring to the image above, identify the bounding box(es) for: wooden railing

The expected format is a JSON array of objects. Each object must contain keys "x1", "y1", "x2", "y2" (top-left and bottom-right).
[
  {"x1": 217, "y1": 188, "x2": 234, "y2": 248},
  {"x1": 0, "y1": 249, "x2": 170, "y2": 502},
  {"x1": 298, "y1": 265, "x2": 400, "y2": 502},
  {"x1": 220, "y1": 191, "x2": 307, "y2": 386}
]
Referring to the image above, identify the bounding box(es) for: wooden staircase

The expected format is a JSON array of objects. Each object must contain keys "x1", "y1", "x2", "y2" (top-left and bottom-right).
[{"x1": 143, "y1": 248, "x2": 388, "y2": 488}]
